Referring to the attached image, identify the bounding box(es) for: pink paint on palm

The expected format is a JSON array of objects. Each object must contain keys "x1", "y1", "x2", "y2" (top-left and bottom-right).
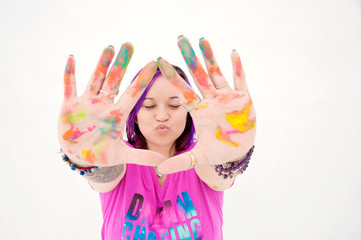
[
  {"x1": 91, "y1": 98, "x2": 103, "y2": 104},
  {"x1": 217, "y1": 92, "x2": 243, "y2": 104},
  {"x1": 215, "y1": 125, "x2": 240, "y2": 147}
]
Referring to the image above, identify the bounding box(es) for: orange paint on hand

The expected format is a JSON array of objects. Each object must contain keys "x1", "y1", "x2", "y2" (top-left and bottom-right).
[
  {"x1": 225, "y1": 103, "x2": 255, "y2": 133},
  {"x1": 64, "y1": 57, "x2": 75, "y2": 99},
  {"x1": 63, "y1": 128, "x2": 80, "y2": 143},
  {"x1": 215, "y1": 125, "x2": 240, "y2": 147},
  {"x1": 131, "y1": 64, "x2": 156, "y2": 97},
  {"x1": 183, "y1": 90, "x2": 197, "y2": 106}
]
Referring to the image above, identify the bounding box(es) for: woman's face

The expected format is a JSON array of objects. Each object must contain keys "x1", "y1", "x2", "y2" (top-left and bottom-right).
[{"x1": 137, "y1": 75, "x2": 188, "y2": 152}]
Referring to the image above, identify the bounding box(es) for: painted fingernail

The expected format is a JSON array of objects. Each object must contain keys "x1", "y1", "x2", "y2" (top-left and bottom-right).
[
  {"x1": 232, "y1": 49, "x2": 237, "y2": 52},
  {"x1": 199, "y1": 37, "x2": 205, "y2": 41},
  {"x1": 69, "y1": 54, "x2": 74, "y2": 58},
  {"x1": 178, "y1": 35, "x2": 184, "y2": 39},
  {"x1": 157, "y1": 57, "x2": 162, "y2": 62}
]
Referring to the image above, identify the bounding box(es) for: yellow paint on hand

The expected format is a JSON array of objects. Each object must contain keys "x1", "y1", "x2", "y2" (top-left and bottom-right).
[
  {"x1": 81, "y1": 149, "x2": 96, "y2": 164},
  {"x1": 225, "y1": 104, "x2": 255, "y2": 133},
  {"x1": 195, "y1": 102, "x2": 209, "y2": 110}
]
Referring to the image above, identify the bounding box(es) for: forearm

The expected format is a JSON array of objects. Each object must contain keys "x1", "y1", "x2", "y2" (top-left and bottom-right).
[
  {"x1": 61, "y1": 151, "x2": 126, "y2": 192},
  {"x1": 195, "y1": 146, "x2": 254, "y2": 191},
  {"x1": 87, "y1": 164, "x2": 126, "y2": 193},
  {"x1": 195, "y1": 164, "x2": 235, "y2": 191}
]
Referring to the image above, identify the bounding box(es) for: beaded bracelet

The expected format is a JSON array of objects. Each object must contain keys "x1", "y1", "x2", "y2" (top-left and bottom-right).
[
  {"x1": 61, "y1": 151, "x2": 99, "y2": 176},
  {"x1": 212, "y1": 145, "x2": 255, "y2": 179}
]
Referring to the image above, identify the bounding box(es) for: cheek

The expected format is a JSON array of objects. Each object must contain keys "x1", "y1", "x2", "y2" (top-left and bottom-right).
[
  {"x1": 175, "y1": 112, "x2": 188, "y2": 132},
  {"x1": 136, "y1": 112, "x2": 151, "y2": 133}
]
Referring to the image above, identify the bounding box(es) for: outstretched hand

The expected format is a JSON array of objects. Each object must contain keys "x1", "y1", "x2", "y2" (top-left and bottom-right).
[
  {"x1": 58, "y1": 44, "x2": 165, "y2": 167},
  {"x1": 157, "y1": 36, "x2": 256, "y2": 174}
]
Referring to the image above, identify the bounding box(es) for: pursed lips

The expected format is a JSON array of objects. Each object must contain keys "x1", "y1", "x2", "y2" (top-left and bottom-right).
[{"x1": 156, "y1": 124, "x2": 170, "y2": 130}]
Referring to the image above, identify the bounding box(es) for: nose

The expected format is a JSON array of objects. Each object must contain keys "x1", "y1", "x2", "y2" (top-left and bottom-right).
[{"x1": 155, "y1": 107, "x2": 169, "y2": 122}]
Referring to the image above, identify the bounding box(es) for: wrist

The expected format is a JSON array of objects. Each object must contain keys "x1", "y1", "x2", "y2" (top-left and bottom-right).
[
  {"x1": 212, "y1": 145, "x2": 255, "y2": 179},
  {"x1": 61, "y1": 151, "x2": 99, "y2": 175}
]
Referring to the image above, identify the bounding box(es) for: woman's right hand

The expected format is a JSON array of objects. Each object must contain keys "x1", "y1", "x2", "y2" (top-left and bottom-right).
[{"x1": 58, "y1": 43, "x2": 165, "y2": 167}]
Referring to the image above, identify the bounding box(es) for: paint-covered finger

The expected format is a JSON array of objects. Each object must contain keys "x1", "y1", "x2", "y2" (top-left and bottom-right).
[
  {"x1": 199, "y1": 38, "x2": 230, "y2": 90},
  {"x1": 117, "y1": 61, "x2": 158, "y2": 112},
  {"x1": 177, "y1": 36, "x2": 216, "y2": 97},
  {"x1": 157, "y1": 57, "x2": 200, "y2": 111},
  {"x1": 64, "y1": 55, "x2": 77, "y2": 99},
  {"x1": 102, "y1": 42, "x2": 134, "y2": 94},
  {"x1": 231, "y1": 50, "x2": 248, "y2": 91},
  {"x1": 85, "y1": 46, "x2": 115, "y2": 96}
]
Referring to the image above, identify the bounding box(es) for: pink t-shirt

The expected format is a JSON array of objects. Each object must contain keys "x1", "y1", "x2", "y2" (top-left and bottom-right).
[{"x1": 99, "y1": 163, "x2": 224, "y2": 240}]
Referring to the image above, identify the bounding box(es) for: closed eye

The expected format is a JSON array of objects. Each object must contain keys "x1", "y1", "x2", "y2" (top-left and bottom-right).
[
  {"x1": 170, "y1": 105, "x2": 181, "y2": 109},
  {"x1": 144, "y1": 105, "x2": 155, "y2": 109}
]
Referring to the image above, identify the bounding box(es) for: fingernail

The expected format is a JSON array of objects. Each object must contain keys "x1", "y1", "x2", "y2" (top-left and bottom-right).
[
  {"x1": 69, "y1": 54, "x2": 74, "y2": 57},
  {"x1": 108, "y1": 45, "x2": 114, "y2": 49},
  {"x1": 232, "y1": 49, "x2": 237, "y2": 52},
  {"x1": 157, "y1": 57, "x2": 162, "y2": 62},
  {"x1": 178, "y1": 35, "x2": 184, "y2": 39},
  {"x1": 199, "y1": 37, "x2": 205, "y2": 41}
]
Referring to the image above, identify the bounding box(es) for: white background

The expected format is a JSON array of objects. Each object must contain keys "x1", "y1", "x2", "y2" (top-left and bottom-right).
[{"x1": 0, "y1": 0, "x2": 360, "y2": 239}]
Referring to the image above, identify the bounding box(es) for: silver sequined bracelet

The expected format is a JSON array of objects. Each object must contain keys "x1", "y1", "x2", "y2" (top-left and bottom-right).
[{"x1": 212, "y1": 145, "x2": 255, "y2": 179}]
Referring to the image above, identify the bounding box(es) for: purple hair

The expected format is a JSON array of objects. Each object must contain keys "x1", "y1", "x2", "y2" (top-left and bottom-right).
[{"x1": 126, "y1": 65, "x2": 196, "y2": 154}]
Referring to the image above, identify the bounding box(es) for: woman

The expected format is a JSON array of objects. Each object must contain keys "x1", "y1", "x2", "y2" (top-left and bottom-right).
[{"x1": 58, "y1": 36, "x2": 256, "y2": 239}]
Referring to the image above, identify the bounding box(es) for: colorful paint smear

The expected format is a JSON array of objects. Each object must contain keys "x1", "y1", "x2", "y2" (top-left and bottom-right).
[
  {"x1": 233, "y1": 51, "x2": 243, "y2": 77},
  {"x1": 64, "y1": 57, "x2": 74, "y2": 99},
  {"x1": 199, "y1": 39, "x2": 223, "y2": 77},
  {"x1": 106, "y1": 43, "x2": 133, "y2": 91},
  {"x1": 61, "y1": 110, "x2": 87, "y2": 125},
  {"x1": 131, "y1": 62, "x2": 157, "y2": 97},
  {"x1": 91, "y1": 97, "x2": 103, "y2": 104},
  {"x1": 215, "y1": 125, "x2": 240, "y2": 147},
  {"x1": 195, "y1": 102, "x2": 209, "y2": 110},
  {"x1": 178, "y1": 37, "x2": 212, "y2": 90},
  {"x1": 81, "y1": 149, "x2": 96, "y2": 165},
  {"x1": 225, "y1": 103, "x2": 255, "y2": 133},
  {"x1": 158, "y1": 58, "x2": 198, "y2": 107},
  {"x1": 90, "y1": 46, "x2": 114, "y2": 94},
  {"x1": 63, "y1": 125, "x2": 95, "y2": 143}
]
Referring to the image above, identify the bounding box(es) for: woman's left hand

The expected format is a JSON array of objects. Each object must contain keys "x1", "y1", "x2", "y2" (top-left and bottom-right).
[{"x1": 157, "y1": 36, "x2": 256, "y2": 174}]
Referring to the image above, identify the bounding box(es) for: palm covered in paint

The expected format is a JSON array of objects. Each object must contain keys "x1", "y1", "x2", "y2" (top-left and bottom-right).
[
  {"x1": 58, "y1": 44, "x2": 164, "y2": 167},
  {"x1": 157, "y1": 37, "x2": 256, "y2": 173}
]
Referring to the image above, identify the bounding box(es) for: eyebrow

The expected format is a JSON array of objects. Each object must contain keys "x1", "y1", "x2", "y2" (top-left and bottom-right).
[{"x1": 144, "y1": 96, "x2": 179, "y2": 100}]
